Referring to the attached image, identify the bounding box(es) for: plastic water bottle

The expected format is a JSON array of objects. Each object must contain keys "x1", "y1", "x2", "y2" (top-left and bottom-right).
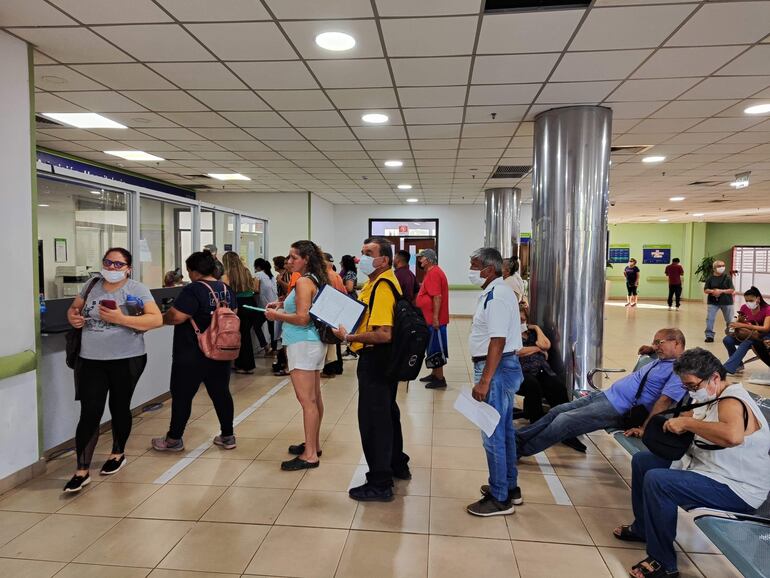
[
  {"x1": 39, "y1": 293, "x2": 46, "y2": 315},
  {"x1": 125, "y1": 295, "x2": 141, "y2": 316}
]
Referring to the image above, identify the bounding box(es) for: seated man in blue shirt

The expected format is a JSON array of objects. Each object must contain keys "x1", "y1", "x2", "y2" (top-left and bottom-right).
[{"x1": 516, "y1": 328, "x2": 686, "y2": 457}]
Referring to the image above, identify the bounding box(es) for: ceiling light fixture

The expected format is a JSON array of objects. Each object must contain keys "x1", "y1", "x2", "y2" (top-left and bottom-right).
[
  {"x1": 384, "y1": 160, "x2": 403, "y2": 168},
  {"x1": 658, "y1": 218, "x2": 669, "y2": 222},
  {"x1": 744, "y1": 103, "x2": 770, "y2": 115},
  {"x1": 397, "y1": 184, "x2": 412, "y2": 190},
  {"x1": 90, "y1": 190, "x2": 101, "y2": 195},
  {"x1": 362, "y1": 113, "x2": 388, "y2": 124},
  {"x1": 730, "y1": 170, "x2": 751, "y2": 189},
  {"x1": 207, "y1": 173, "x2": 251, "y2": 181},
  {"x1": 105, "y1": 150, "x2": 164, "y2": 162},
  {"x1": 692, "y1": 213, "x2": 705, "y2": 217},
  {"x1": 315, "y1": 32, "x2": 356, "y2": 52},
  {"x1": 669, "y1": 196, "x2": 685, "y2": 201},
  {"x1": 642, "y1": 155, "x2": 666, "y2": 164},
  {"x1": 406, "y1": 198, "x2": 419, "y2": 203},
  {"x1": 38, "y1": 204, "x2": 49, "y2": 207},
  {"x1": 42, "y1": 112, "x2": 127, "y2": 129}
]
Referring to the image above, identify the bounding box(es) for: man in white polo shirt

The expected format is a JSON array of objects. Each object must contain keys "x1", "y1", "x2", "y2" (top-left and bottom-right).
[{"x1": 466, "y1": 247, "x2": 524, "y2": 517}]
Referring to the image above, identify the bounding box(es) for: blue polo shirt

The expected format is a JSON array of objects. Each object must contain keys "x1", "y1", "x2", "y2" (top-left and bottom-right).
[{"x1": 603, "y1": 359, "x2": 685, "y2": 414}]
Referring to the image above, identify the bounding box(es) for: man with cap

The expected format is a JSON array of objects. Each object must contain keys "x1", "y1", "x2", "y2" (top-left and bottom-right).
[
  {"x1": 203, "y1": 244, "x2": 225, "y2": 279},
  {"x1": 416, "y1": 248, "x2": 450, "y2": 388}
]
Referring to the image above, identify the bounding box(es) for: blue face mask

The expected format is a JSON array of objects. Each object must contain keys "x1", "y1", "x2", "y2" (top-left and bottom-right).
[{"x1": 358, "y1": 255, "x2": 376, "y2": 276}]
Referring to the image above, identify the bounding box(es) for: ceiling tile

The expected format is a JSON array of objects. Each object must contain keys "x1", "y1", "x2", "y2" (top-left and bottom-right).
[
  {"x1": 49, "y1": 0, "x2": 171, "y2": 24},
  {"x1": 537, "y1": 81, "x2": 619, "y2": 104},
  {"x1": 35, "y1": 65, "x2": 107, "y2": 91},
  {"x1": 191, "y1": 127, "x2": 251, "y2": 140},
  {"x1": 33, "y1": 51, "x2": 57, "y2": 65},
  {"x1": 259, "y1": 90, "x2": 333, "y2": 111},
  {"x1": 298, "y1": 127, "x2": 356, "y2": 140},
  {"x1": 717, "y1": 46, "x2": 770, "y2": 77},
  {"x1": 53, "y1": 90, "x2": 147, "y2": 112},
  {"x1": 604, "y1": 101, "x2": 665, "y2": 119},
  {"x1": 102, "y1": 112, "x2": 181, "y2": 127},
  {"x1": 140, "y1": 127, "x2": 204, "y2": 140},
  {"x1": 381, "y1": 16, "x2": 477, "y2": 57},
  {"x1": 375, "y1": 0, "x2": 478, "y2": 17},
  {"x1": 352, "y1": 126, "x2": 408, "y2": 140},
  {"x1": 407, "y1": 125, "x2": 462, "y2": 139},
  {"x1": 227, "y1": 61, "x2": 318, "y2": 90},
  {"x1": 281, "y1": 19, "x2": 383, "y2": 60},
  {"x1": 245, "y1": 127, "x2": 303, "y2": 140},
  {"x1": 553, "y1": 50, "x2": 651, "y2": 82},
  {"x1": 265, "y1": 0, "x2": 373, "y2": 19},
  {"x1": 0, "y1": 0, "x2": 76, "y2": 26},
  {"x1": 34, "y1": 92, "x2": 86, "y2": 112},
  {"x1": 462, "y1": 122, "x2": 518, "y2": 137},
  {"x1": 95, "y1": 24, "x2": 212, "y2": 62},
  {"x1": 468, "y1": 84, "x2": 541, "y2": 106},
  {"x1": 148, "y1": 62, "x2": 246, "y2": 89},
  {"x1": 609, "y1": 78, "x2": 701, "y2": 101},
  {"x1": 472, "y1": 54, "x2": 559, "y2": 85},
  {"x1": 72, "y1": 63, "x2": 175, "y2": 90},
  {"x1": 326, "y1": 88, "x2": 398, "y2": 109},
  {"x1": 282, "y1": 110, "x2": 345, "y2": 127},
  {"x1": 403, "y1": 107, "x2": 464, "y2": 125},
  {"x1": 398, "y1": 86, "x2": 467, "y2": 108},
  {"x1": 464, "y1": 105, "x2": 528, "y2": 123},
  {"x1": 187, "y1": 22, "x2": 297, "y2": 61},
  {"x1": 681, "y1": 76, "x2": 770, "y2": 100},
  {"x1": 309, "y1": 59, "x2": 392, "y2": 89},
  {"x1": 477, "y1": 10, "x2": 583, "y2": 54},
  {"x1": 391, "y1": 57, "x2": 471, "y2": 87},
  {"x1": 651, "y1": 100, "x2": 736, "y2": 119},
  {"x1": 262, "y1": 140, "x2": 316, "y2": 151},
  {"x1": 571, "y1": 4, "x2": 696, "y2": 50},
  {"x1": 633, "y1": 46, "x2": 746, "y2": 80},
  {"x1": 220, "y1": 140, "x2": 270, "y2": 151},
  {"x1": 12, "y1": 27, "x2": 130, "y2": 63},
  {"x1": 155, "y1": 0, "x2": 270, "y2": 21},
  {"x1": 160, "y1": 112, "x2": 234, "y2": 128},
  {"x1": 220, "y1": 112, "x2": 289, "y2": 128},
  {"x1": 628, "y1": 118, "x2": 700, "y2": 134},
  {"x1": 120, "y1": 90, "x2": 208, "y2": 111},
  {"x1": 667, "y1": 1, "x2": 770, "y2": 47},
  {"x1": 188, "y1": 90, "x2": 269, "y2": 111},
  {"x1": 688, "y1": 117, "x2": 765, "y2": 133}
]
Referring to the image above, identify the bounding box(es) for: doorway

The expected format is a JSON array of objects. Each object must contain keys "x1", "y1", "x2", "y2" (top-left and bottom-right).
[{"x1": 368, "y1": 219, "x2": 439, "y2": 283}]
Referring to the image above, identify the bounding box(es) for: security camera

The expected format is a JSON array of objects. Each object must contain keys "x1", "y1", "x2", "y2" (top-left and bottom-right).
[{"x1": 610, "y1": 200, "x2": 616, "y2": 207}]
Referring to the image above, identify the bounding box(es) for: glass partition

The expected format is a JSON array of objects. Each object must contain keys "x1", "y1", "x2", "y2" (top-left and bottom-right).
[
  {"x1": 240, "y1": 217, "x2": 266, "y2": 268},
  {"x1": 202, "y1": 209, "x2": 236, "y2": 254},
  {"x1": 139, "y1": 198, "x2": 191, "y2": 288}
]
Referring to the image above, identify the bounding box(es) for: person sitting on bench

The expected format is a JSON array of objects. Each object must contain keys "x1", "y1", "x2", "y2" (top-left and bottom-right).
[{"x1": 516, "y1": 328, "x2": 686, "y2": 457}]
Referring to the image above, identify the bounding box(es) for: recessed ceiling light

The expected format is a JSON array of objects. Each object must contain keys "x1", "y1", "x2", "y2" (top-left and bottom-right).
[
  {"x1": 315, "y1": 31, "x2": 356, "y2": 52},
  {"x1": 90, "y1": 190, "x2": 101, "y2": 195},
  {"x1": 658, "y1": 218, "x2": 669, "y2": 222},
  {"x1": 105, "y1": 150, "x2": 164, "y2": 161},
  {"x1": 38, "y1": 204, "x2": 49, "y2": 207},
  {"x1": 362, "y1": 113, "x2": 388, "y2": 124},
  {"x1": 729, "y1": 180, "x2": 749, "y2": 189},
  {"x1": 384, "y1": 160, "x2": 403, "y2": 168},
  {"x1": 744, "y1": 103, "x2": 770, "y2": 115},
  {"x1": 406, "y1": 198, "x2": 419, "y2": 203},
  {"x1": 42, "y1": 113, "x2": 127, "y2": 129},
  {"x1": 397, "y1": 184, "x2": 412, "y2": 190},
  {"x1": 669, "y1": 196, "x2": 685, "y2": 201},
  {"x1": 692, "y1": 213, "x2": 705, "y2": 217},
  {"x1": 207, "y1": 173, "x2": 251, "y2": 181},
  {"x1": 642, "y1": 156, "x2": 666, "y2": 163}
]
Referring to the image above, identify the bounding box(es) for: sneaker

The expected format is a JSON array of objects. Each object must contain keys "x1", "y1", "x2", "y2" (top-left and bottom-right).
[
  {"x1": 668, "y1": 306, "x2": 672, "y2": 311},
  {"x1": 63, "y1": 473, "x2": 90, "y2": 493},
  {"x1": 100, "y1": 455, "x2": 126, "y2": 475},
  {"x1": 281, "y1": 456, "x2": 320, "y2": 471},
  {"x1": 349, "y1": 482, "x2": 394, "y2": 502},
  {"x1": 704, "y1": 337, "x2": 714, "y2": 343},
  {"x1": 466, "y1": 494, "x2": 515, "y2": 517},
  {"x1": 425, "y1": 378, "x2": 447, "y2": 389},
  {"x1": 480, "y1": 485, "x2": 523, "y2": 505},
  {"x1": 419, "y1": 374, "x2": 437, "y2": 383},
  {"x1": 151, "y1": 436, "x2": 184, "y2": 452},
  {"x1": 214, "y1": 435, "x2": 237, "y2": 450},
  {"x1": 288, "y1": 442, "x2": 322, "y2": 457}
]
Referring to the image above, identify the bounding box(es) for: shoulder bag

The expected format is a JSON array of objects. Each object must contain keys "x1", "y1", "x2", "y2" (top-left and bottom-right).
[
  {"x1": 619, "y1": 363, "x2": 658, "y2": 429},
  {"x1": 305, "y1": 274, "x2": 342, "y2": 345},
  {"x1": 425, "y1": 327, "x2": 447, "y2": 369},
  {"x1": 65, "y1": 277, "x2": 99, "y2": 369}
]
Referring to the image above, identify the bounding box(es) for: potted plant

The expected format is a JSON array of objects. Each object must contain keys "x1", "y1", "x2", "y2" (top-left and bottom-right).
[{"x1": 695, "y1": 256, "x2": 715, "y2": 283}]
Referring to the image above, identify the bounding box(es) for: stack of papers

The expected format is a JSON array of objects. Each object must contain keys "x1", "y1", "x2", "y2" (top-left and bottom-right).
[
  {"x1": 453, "y1": 389, "x2": 501, "y2": 437},
  {"x1": 309, "y1": 285, "x2": 366, "y2": 331}
]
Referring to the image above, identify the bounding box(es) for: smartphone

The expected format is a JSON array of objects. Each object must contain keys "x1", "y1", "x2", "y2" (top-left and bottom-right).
[{"x1": 100, "y1": 299, "x2": 117, "y2": 310}]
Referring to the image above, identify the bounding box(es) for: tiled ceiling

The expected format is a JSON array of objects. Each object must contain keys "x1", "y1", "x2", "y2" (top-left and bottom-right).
[{"x1": 2, "y1": 0, "x2": 770, "y2": 222}]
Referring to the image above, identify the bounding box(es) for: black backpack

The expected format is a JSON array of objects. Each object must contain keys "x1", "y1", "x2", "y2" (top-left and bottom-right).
[{"x1": 368, "y1": 278, "x2": 429, "y2": 381}]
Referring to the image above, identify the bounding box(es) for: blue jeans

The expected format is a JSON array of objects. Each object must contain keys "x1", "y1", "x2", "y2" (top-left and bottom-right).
[
  {"x1": 705, "y1": 303, "x2": 733, "y2": 339},
  {"x1": 516, "y1": 391, "x2": 624, "y2": 457},
  {"x1": 723, "y1": 332, "x2": 769, "y2": 373},
  {"x1": 630, "y1": 451, "x2": 753, "y2": 572},
  {"x1": 474, "y1": 354, "x2": 523, "y2": 503}
]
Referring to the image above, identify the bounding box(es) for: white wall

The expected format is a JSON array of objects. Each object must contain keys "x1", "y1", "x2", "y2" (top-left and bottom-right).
[
  {"x1": 39, "y1": 200, "x2": 76, "y2": 297},
  {"x1": 0, "y1": 32, "x2": 38, "y2": 478},
  {"x1": 309, "y1": 193, "x2": 335, "y2": 256}
]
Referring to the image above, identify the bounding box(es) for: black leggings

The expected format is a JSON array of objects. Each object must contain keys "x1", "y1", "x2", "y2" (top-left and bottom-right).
[
  {"x1": 236, "y1": 295, "x2": 259, "y2": 371},
  {"x1": 168, "y1": 357, "x2": 233, "y2": 439},
  {"x1": 75, "y1": 355, "x2": 147, "y2": 469},
  {"x1": 518, "y1": 369, "x2": 570, "y2": 423}
]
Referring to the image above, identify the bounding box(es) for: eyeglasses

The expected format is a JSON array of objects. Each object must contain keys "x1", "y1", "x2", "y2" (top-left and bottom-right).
[
  {"x1": 681, "y1": 378, "x2": 705, "y2": 392},
  {"x1": 103, "y1": 258, "x2": 128, "y2": 269},
  {"x1": 652, "y1": 338, "x2": 675, "y2": 346}
]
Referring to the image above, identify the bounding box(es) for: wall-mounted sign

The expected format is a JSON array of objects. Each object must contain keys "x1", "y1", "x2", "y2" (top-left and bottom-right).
[
  {"x1": 608, "y1": 244, "x2": 630, "y2": 263},
  {"x1": 642, "y1": 244, "x2": 671, "y2": 264},
  {"x1": 398, "y1": 225, "x2": 409, "y2": 234},
  {"x1": 224, "y1": 244, "x2": 233, "y2": 252},
  {"x1": 54, "y1": 238, "x2": 67, "y2": 263}
]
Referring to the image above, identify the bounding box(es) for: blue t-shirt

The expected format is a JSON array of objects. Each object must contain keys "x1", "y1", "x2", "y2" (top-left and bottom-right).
[
  {"x1": 172, "y1": 280, "x2": 237, "y2": 362},
  {"x1": 604, "y1": 359, "x2": 685, "y2": 414},
  {"x1": 281, "y1": 288, "x2": 320, "y2": 346}
]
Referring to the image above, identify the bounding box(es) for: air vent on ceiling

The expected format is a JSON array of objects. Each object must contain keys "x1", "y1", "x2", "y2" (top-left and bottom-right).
[
  {"x1": 688, "y1": 180, "x2": 727, "y2": 187},
  {"x1": 611, "y1": 145, "x2": 653, "y2": 155},
  {"x1": 491, "y1": 165, "x2": 531, "y2": 179},
  {"x1": 485, "y1": 0, "x2": 590, "y2": 12}
]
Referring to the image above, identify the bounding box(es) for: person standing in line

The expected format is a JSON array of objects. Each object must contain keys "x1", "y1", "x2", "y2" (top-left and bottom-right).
[
  {"x1": 704, "y1": 259, "x2": 735, "y2": 343},
  {"x1": 665, "y1": 258, "x2": 685, "y2": 311},
  {"x1": 221, "y1": 251, "x2": 259, "y2": 374},
  {"x1": 254, "y1": 258, "x2": 278, "y2": 353},
  {"x1": 503, "y1": 257, "x2": 526, "y2": 303},
  {"x1": 152, "y1": 251, "x2": 238, "y2": 453},
  {"x1": 393, "y1": 250, "x2": 417, "y2": 304},
  {"x1": 333, "y1": 237, "x2": 410, "y2": 502},
  {"x1": 63, "y1": 248, "x2": 162, "y2": 492},
  {"x1": 625, "y1": 258, "x2": 640, "y2": 307},
  {"x1": 466, "y1": 247, "x2": 524, "y2": 516},
  {"x1": 203, "y1": 244, "x2": 225, "y2": 279},
  {"x1": 322, "y1": 253, "x2": 346, "y2": 377},
  {"x1": 340, "y1": 254, "x2": 360, "y2": 359},
  {"x1": 415, "y1": 249, "x2": 450, "y2": 389}
]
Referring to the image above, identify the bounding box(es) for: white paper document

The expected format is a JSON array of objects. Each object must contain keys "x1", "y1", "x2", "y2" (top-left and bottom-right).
[
  {"x1": 309, "y1": 284, "x2": 366, "y2": 331},
  {"x1": 453, "y1": 388, "x2": 501, "y2": 437}
]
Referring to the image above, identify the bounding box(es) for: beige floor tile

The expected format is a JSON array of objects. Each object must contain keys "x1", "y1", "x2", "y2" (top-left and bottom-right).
[
  {"x1": 75, "y1": 518, "x2": 194, "y2": 567},
  {"x1": 297, "y1": 463, "x2": 361, "y2": 492},
  {"x1": 506, "y1": 504, "x2": 593, "y2": 545},
  {"x1": 95, "y1": 434, "x2": 155, "y2": 456},
  {"x1": 276, "y1": 490, "x2": 357, "y2": 529},
  {"x1": 514, "y1": 541, "x2": 611, "y2": 578},
  {"x1": 148, "y1": 569, "x2": 237, "y2": 578},
  {"x1": 127, "y1": 484, "x2": 225, "y2": 521},
  {"x1": 432, "y1": 411, "x2": 477, "y2": 430},
  {"x1": 201, "y1": 486, "x2": 292, "y2": 524},
  {"x1": 406, "y1": 444, "x2": 433, "y2": 468},
  {"x1": 253, "y1": 437, "x2": 305, "y2": 462},
  {"x1": 43, "y1": 453, "x2": 111, "y2": 480},
  {"x1": 231, "y1": 420, "x2": 286, "y2": 438},
  {"x1": 0, "y1": 513, "x2": 117, "y2": 562},
  {"x1": 0, "y1": 558, "x2": 65, "y2": 577},
  {"x1": 245, "y1": 525, "x2": 348, "y2": 578},
  {"x1": 429, "y1": 496, "x2": 510, "y2": 539},
  {"x1": 352, "y1": 495, "x2": 430, "y2": 534},
  {"x1": 688, "y1": 553, "x2": 740, "y2": 578},
  {"x1": 549, "y1": 456, "x2": 626, "y2": 481},
  {"x1": 401, "y1": 413, "x2": 433, "y2": 430},
  {"x1": 598, "y1": 547, "x2": 705, "y2": 578},
  {"x1": 325, "y1": 422, "x2": 361, "y2": 443},
  {"x1": 167, "y1": 458, "x2": 250, "y2": 486},
  {"x1": 55, "y1": 563, "x2": 151, "y2": 577},
  {"x1": 102, "y1": 456, "x2": 186, "y2": 484},
  {"x1": 0, "y1": 478, "x2": 94, "y2": 513},
  {"x1": 336, "y1": 530, "x2": 429, "y2": 578},
  {"x1": 0, "y1": 511, "x2": 47, "y2": 547},
  {"x1": 59, "y1": 482, "x2": 159, "y2": 517},
  {"x1": 233, "y1": 460, "x2": 307, "y2": 489},
  {"x1": 402, "y1": 426, "x2": 433, "y2": 446},
  {"x1": 308, "y1": 441, "x2": 365, "y2": 465},
  {"x1": 428, "y1": 535, "x2": 517, "y2": 578},
  {"x1": 394, "y1": 466, "x2": 432, "y2": 497},
  {"x1": 158, "y1": 521, "x2": 269, "y2": 574},
  {"x1": 130, "y1": 417, "x2": 171, "y2": 436},
  {"x1": 575, "y1": 505, "x2": 646, "y2": 550},
  {"x1": 432, "y1": 427, "x2": 483, "y2": 448},
  {"x1": 200, "y1": 437, "x2": 271, "y2": 460},
  {"x1": 429, "y1": 468, "x2": 489, "y2": 500},
  {"x1": 431, "y1": 446, "x2": 487, "y2": 470},
  {"x1": 560, "y1": 476, "x2": 631, "y2": 508}
]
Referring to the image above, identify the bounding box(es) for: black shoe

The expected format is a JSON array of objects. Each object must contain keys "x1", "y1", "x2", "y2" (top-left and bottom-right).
[
  {"x1": 704, "y1": 337, "x2": 714, "y2": 343},
  {"x1": 63, "y1": 473, "x2": 90, "y2": 493},
  {"x1": 281, "y1": 456, "x2": 320, "y2": 471},
  {"x1": 425, "y1": 378, "x2": 447, "y2": 389},
  {"x1": 349, "y1": 482, "x2": 394, "y2": 502},
  {"x1": 480, "y1": 484, "x2": 523, "y2": 505},
  {"x1": 466, "y1": 494, "x2": 514, "y2": 517},
  {"x1": 562, "y1": 437, "x2": 588, "y2": 453},
  {"x1": 288, "y1": 442, "x2": 322, "y2": 457},
  {"x1": 393, "y1": 468, "x2": 412, "y2": 480},
  {"x1": 100, "y1": 455, "x2": 126, "y2": 475},
  {"x1": 419, "y1": 374, "x2": 437, "y2": 383}
]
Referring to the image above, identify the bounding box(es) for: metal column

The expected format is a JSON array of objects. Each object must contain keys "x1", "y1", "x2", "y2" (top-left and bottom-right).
[
  {"x1": 484, "y1": 187, "x2": 522, "y2": 258},
  {"x1": 529, "y1": 106, "x2": 612, "y2": 394}
]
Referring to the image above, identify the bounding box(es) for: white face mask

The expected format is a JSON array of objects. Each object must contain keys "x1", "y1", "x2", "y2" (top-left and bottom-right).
[
  {"x1": 521, "y1": 322, "x2": 529, "y2": 333},
  {"x1": 715, "y1": 266, "x2": 726, "y2": 274},
  {"x1": 101, "y1": 268, "x2": 126, "y2": 283},
  {"x1": 468, "y1": 269, "x2": 485, "y2": 287},
  {"x1": 690, "y1": 379, "x2": 717, "y2": 403},
  {"x1": 746, "y1": 301, "x2": 758, "y2": 310},
  {"x1": 358, "y1": 255, "x2": 376, "y2": 276}
]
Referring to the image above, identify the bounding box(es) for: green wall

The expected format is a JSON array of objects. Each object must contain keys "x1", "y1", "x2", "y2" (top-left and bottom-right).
[{"x1": 704, "y1": 223, "x2": 770, "y2": 266}]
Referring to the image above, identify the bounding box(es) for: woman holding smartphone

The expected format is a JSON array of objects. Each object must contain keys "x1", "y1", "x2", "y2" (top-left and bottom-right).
[{"x1": 64, "y1": 248, "x2": 162, "y2": 492}]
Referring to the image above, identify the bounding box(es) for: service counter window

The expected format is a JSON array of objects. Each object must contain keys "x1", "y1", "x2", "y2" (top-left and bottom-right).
[
  {"x1": 202, "y1": 209, "x2": 236, "y2": 253},
  {"x1": 240, "y1": 217, "x2": 265, "y2": 267},
  {"x1": 38, "y1": 177, "x2": 129, "y2": 299},
  {"x1": 139, "y1": 197, "x2": 191, "y2": 288}
]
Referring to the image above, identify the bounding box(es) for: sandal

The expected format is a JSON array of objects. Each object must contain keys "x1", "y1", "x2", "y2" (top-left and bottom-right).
[
  {"x1": 281, "y1": 456, "x2": 319, "y2": 471},
  {"x1": 288, "y1": 442, "x2": 322, "y2": 457},
  {"x1": 629, "y1": 557, "x2": 679, "y2": 578},
  {"x1": 614, "y1": 525, "x2": 646, "y2": 543}
]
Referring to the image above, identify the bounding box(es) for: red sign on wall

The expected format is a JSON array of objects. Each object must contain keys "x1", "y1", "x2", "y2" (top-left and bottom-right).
[{"x1": 398, "y1": 225, "x2": 409, "y2": 234}]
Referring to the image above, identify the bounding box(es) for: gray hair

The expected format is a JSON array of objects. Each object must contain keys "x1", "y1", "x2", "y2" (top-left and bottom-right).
[
  {"x1": 673, "y1": 347, "x2": 726, "y2": 380},
  {"x1": 470, "y1": 247, "x2": 503, "y2": 276}
]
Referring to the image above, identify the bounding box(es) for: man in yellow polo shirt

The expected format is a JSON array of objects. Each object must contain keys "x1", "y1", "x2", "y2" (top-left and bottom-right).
[{"x1": 333, "y1": 237, "x2": 410, "y2": 502}]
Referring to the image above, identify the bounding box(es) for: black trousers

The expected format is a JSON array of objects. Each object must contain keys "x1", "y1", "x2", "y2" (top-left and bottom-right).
[
  {"x1": 667, "y1": 284, "x2": 682, "y2": 308},
  {"x1": 751, "y1": 338, "x2": 770, "y2": 368},
  {"x1": 75, "y1": 355, "x2": 147, "y2": 469},
  {"x1": 518, "y1": 369, "x2": 570, "y2": 423},
  {"x1": 236, "y1": 295, "x2": 258, "y2": 370},
  {"x1": 168, "y1": 356, "x2": 233, "y2": 439},
  {"x1": 356, "y1": 346, "x2": 409, "y2": 487}
]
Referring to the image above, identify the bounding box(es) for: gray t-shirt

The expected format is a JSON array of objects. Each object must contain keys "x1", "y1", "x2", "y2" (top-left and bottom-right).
[
  {"x1": 255, "y1": 271, "x2": 278, "y2": 308},
  {"x1": 79, "y1": 277, "x2": 154, "y2": 360}
]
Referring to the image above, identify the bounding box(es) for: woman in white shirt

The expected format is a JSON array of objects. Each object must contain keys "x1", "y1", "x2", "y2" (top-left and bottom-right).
[
  {"x1": 254, "y1": 258, "x2": 279, "y2": 353},
  {"x1": 502, "y1": 257, "x2": 526, "y2": 303}
]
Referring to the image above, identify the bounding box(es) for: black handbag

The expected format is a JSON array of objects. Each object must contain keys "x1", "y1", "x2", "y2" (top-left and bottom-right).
[
  {"x1": 619, "y1": 364, "x2": 658, "y2": 429},
  {"x1": 643, "y1": 395, "x2": 749, "y2": 461},
  {"x1": 65, "y1": 278, "x2": 99, "y2": 369},
  {"x1": 425, "y1": 328, "x2": 447, "y2": 369}
]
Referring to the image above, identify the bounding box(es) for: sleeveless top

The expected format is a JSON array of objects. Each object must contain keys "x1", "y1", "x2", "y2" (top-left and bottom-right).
[
  {"x1": 281, "y1": 287, "x2": 320, "y2": 346},
  {"x1": 675, "y1": 384, "x2": 770, "y2": 508}
]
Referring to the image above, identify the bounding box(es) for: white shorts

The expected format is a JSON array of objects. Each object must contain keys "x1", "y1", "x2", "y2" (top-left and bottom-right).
[{"x1": 286, "y1": 341, "x2": 327, "y2": 372}]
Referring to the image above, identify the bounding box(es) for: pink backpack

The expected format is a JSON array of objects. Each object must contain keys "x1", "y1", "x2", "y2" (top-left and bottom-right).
[{"x1": 189, "y1": 281, "x2": 241, "y2": 361}]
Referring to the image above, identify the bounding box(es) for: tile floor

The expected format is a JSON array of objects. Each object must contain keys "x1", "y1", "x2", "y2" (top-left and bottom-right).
[{"x1": 0, "y1": 301, "x2": 762, "y2": 577}]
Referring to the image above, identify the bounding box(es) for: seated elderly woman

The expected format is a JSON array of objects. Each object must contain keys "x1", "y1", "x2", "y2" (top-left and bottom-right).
[{"x1": 614, "y1": 347, "x2": 770, "y2": 578}]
